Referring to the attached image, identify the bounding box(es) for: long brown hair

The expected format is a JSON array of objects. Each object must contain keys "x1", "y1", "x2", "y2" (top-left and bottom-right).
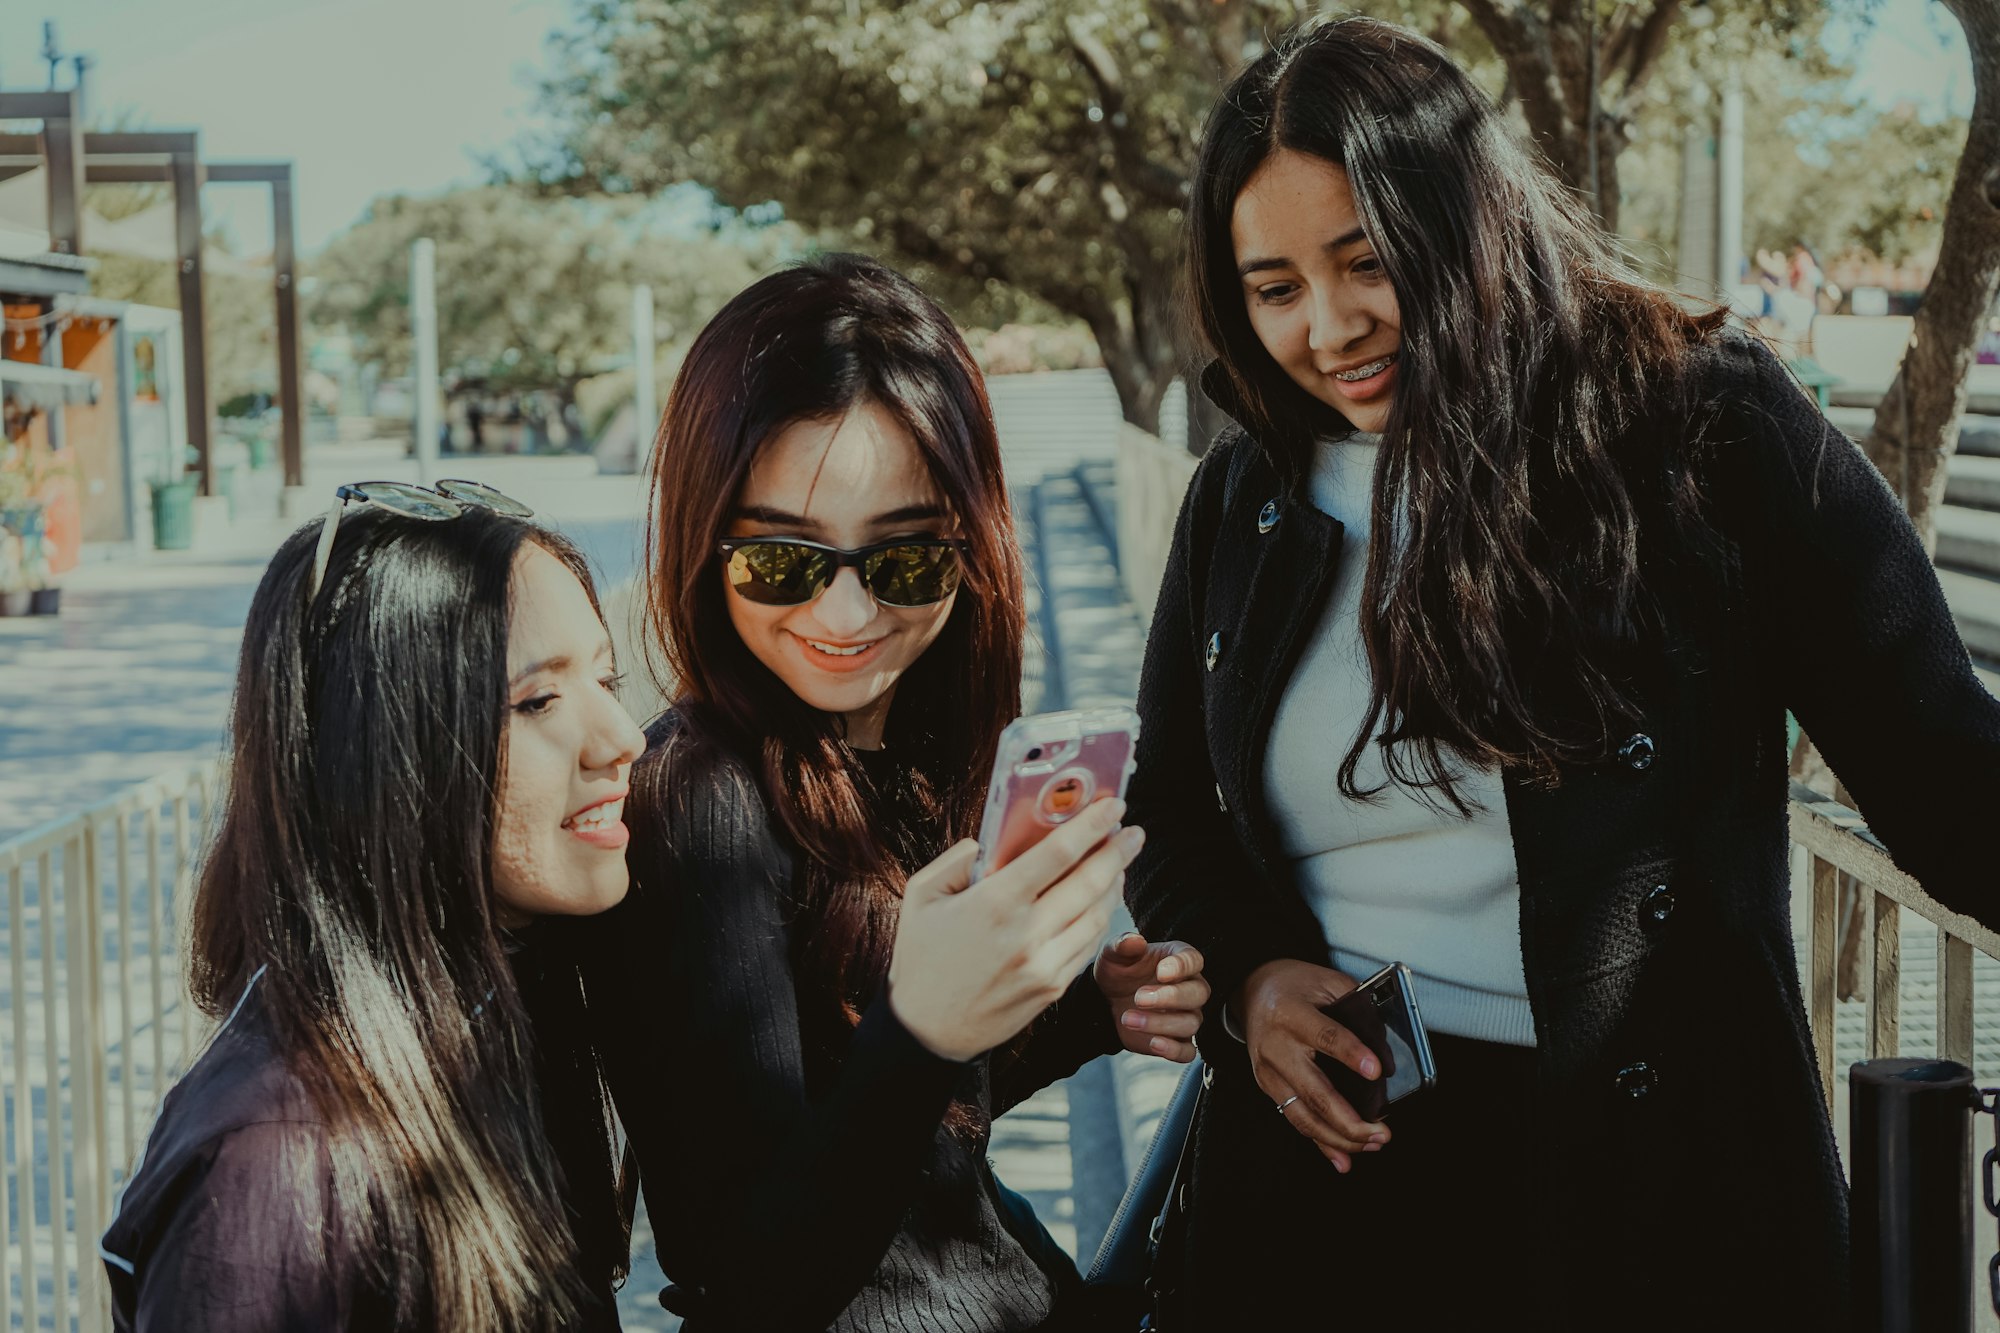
[
  {"x1": 645, "y1": 253, "x2": 1025, "y2": 1071},
  {"x1": 1187, "y1": 16, "x2": 1729, "y2": 806},
  {"x1": 191, "y1": 509, "x2": 623, "y2": 1330}
]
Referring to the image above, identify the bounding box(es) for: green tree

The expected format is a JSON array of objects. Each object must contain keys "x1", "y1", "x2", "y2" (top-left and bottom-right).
[
  {"x1": 309, "y1": 185, "x2": 783, "y2": 427},
  {"x1": 529, "y1": 1, "x2": 1869, "y2": 435},
  {"x1": 1866, "y1": 0, "x2": 2000, "y2": 552}
]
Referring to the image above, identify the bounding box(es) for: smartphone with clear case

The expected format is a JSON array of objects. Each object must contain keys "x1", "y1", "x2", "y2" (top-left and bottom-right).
[{"x1": 971, "y1": 706, "x2": 1141, "y2": 882}]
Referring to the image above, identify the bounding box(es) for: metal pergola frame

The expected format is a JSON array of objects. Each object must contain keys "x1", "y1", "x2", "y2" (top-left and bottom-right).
[{"x1": 0, "y1": 91, "x2": 306, "y2": 496}]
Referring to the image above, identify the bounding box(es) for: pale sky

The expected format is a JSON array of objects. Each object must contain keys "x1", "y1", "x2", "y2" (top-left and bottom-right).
[{"x1": 0, "y1": 0, "x2": 1976, "y2": 259}]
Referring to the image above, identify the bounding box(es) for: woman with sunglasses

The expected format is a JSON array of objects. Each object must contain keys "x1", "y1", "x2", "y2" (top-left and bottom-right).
[
  {"x1": 1123, "y1": 16, "x2": 2000, "y2": 1331},
  {"x1": 578, "y1": 253, "x2": 1210, "y2": 1332},
  {"x1": 101, "y1": 482, "x2": 646, "y2": 1332}
]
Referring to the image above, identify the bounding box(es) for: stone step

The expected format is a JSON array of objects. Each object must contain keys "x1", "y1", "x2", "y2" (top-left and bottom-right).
[
  {"x1": 1940, "y1": 504, "x2": 2000, "y2": 580},
  {"x1": 1821, "y1": 406, "x2": 2000, "y2": 461},
  {"x1": 1940, "y1": 567, "x2": 2000, "y2": 664},
  {"x1": 1947, "y1": 453, "x2": 2000, "y2": 510}
]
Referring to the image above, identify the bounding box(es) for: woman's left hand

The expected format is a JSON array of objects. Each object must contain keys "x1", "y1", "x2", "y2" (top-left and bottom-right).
[{"x1": 1095, "y1": 934, "x2": 1209, "y2": 1062}]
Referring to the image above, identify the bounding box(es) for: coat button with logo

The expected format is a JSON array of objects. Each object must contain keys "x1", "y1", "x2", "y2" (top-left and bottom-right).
[
  {"x1": 1614, "y1": 1061, "x2": 1658, "y2": 1100},
  {"x1": 1206, "y1": 632, "x2": 1223, "y2": 672},
  {"x1": 1215, "y1": 783, "x2": 1228, "y2": 813},
  {"x1": 1257, "y1": 499, "x2": 1281, "y2": 534},
  {"x1": 1617, "y1": 733, "x2": 1656, "y2": 771},
  {"x1": 1640, "y1": 883, "x2": 1676, "y2": 931}
]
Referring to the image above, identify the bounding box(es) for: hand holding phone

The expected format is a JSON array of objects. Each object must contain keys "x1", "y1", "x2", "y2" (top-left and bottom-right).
[{"x1": 1235, "y1": 958, "x2": 1435, "y2": 1173}]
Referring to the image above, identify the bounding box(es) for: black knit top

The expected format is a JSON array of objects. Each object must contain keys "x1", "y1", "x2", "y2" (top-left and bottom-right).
[{"x1": 577, "y1": 712, "x2": 1120, "y2": 1332}]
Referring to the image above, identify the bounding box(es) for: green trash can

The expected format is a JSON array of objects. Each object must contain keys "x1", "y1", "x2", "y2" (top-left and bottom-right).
[{"x1": 151, "y1": 479, "x2": 198, "y2": 550}]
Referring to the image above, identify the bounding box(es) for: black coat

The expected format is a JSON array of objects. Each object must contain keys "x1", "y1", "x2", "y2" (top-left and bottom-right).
[{"x1": 1123, "y1": 331, "x2": 1999, "y2": 1329}]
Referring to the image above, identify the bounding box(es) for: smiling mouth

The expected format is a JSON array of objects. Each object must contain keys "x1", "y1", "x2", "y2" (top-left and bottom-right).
[
  {"x1": 564, "y1": 797, "x2": 625, "y2": 832},
  {"x1": 1332, "y1": 352, "x2": 1398, "y2": 382},
  {"x1": 804, "y1": 638, "x2": 880, "y2": 658}
]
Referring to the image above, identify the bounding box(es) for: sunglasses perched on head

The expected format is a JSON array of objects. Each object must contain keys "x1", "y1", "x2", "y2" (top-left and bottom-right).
[
  {"x1": 718, "y1": 536, "x2": 967, "y2": 608},
  {"x1": 309, "y1": 479, "x2": 534, "y2": 601}
]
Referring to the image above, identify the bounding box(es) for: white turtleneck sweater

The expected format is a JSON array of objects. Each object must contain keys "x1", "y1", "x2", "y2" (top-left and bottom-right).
[{"x1": 1261, "y1": 433, "x2": 1536, "y2": 1047}]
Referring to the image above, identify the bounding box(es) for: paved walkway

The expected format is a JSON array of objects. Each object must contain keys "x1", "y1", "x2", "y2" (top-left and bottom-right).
[{"x1": 0, "y1": 444, "x2": 648, "y2": 843}]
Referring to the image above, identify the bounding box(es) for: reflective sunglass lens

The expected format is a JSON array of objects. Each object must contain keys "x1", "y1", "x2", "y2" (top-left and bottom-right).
[
  {"x1": 436, "y1": 479, "x2": 534, "y2": 517},
  {"x1": 865, "y1": 545, "x2": 962, "y2": 607},
  {"x1": 727, "y1": 543, "x2": 832, "y2": 605},
  {"x1": 339, "y1": 481, "x2": 460, "y2": 521}
]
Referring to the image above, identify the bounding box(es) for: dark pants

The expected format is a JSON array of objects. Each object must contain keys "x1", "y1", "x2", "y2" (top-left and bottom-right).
[{"x1": 1170, "y1": 1032, "x2": 1543, "y2": 1329}]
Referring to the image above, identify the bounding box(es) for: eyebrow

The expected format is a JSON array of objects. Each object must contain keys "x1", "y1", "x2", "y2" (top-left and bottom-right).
[
  {"x1": 732, "y1": 502, "x2": 950, "y2": 530},
  {"x1": 1237, "y1": 226, "x2": 1371, "y2": 278},
  {"x1": 510, "y1": 638, "x2": 616, "y2": 687}
]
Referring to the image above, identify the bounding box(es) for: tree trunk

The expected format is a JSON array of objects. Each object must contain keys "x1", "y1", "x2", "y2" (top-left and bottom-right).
[
  {"x1": 1090, "y1": 316, "x2": 1171, "y2": 437},
  {"x1": 1863, "y1": 0, "x2": 2000, "y2": 553}
]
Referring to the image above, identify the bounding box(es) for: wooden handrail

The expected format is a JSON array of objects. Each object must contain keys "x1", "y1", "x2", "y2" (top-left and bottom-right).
[{"x1": 1791, "y1": 779, "x2": 1994, "y2": 1110}]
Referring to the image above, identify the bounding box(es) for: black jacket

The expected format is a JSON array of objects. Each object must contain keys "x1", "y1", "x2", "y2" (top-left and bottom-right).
[
  {"x1": 1124, "y1": 330, "x2": 1999, "y2": 1328},
  {"x1": 101, "y1": 944, "x2": 623, "y2": 1332},
  {"x1": 578, "y1": 713, "x2": 1118, "y2": 1332}
]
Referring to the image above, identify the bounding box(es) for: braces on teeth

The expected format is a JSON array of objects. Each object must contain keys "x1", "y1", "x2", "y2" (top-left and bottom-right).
[{"x1": 1335, "y1": 354, "x2": 1397, "y2": 382}]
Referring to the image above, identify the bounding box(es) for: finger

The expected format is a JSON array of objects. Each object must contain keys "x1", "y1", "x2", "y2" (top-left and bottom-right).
[
  {"x1": 1293, "y1": 1013, "x2": 1380, "y2": 1081},
  {"x1": 906, "y1": 840, "x2": 978, "y2": 902},
  {"x1": 1152, "y1": 942, "x2": 1204, "y2": 984},
  {"x1": 1043, "y1": 889, "x2": 1118, "y2": 985},
  {"x1": 1133, "y1": 977, "x2": 1212, "y2": 1011},
  {"x1": 1318, "y1": 1144, "x2": 1355, "y2": 1174},
  {"x1": 1030, "y1": 835, "x2": 1137, "y2": 941},
  {"x1": 1281, "y1": 1083, "x2": 1376, "y2": 1155},
  {"x1": 1285, "y1": 1053, "x2": 1389, "y2": 1148},
  {"x1": 984, "y1": 796, "x2": 1127, "y2": 903},
  {"x1": 1268, "y1": 1077, "x2": 1371, "y2": 1155},
  {"x1": 1107, "y1": 931, "x2": 1149, "y2": 959},
  {"x1": 1145, "y1": 1035, "x2": 1198, "y2": 1062},
  {"x1": 1119, "y1": 1009, "x2": 1200, "y2": 1040}
]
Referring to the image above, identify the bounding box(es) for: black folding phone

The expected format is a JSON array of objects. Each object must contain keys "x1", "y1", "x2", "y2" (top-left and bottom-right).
[{"x1": 1316, "y1": 962, "x2": 1439, "y2": 1120}]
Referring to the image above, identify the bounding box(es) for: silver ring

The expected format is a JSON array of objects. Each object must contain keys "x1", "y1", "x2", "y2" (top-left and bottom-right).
[{"x1": 1275, "y1": 1094, "x2": 1301, "y2": 1115}]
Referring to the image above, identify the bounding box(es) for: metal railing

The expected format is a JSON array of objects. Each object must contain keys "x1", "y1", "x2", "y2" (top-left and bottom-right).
[{"x1": 0, "y1": 763, "x2": 216, "y2": 1332}]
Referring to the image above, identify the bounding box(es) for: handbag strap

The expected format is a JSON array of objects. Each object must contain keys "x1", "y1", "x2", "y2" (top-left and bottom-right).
[{"x1": 1085, "y1": 1054, "x2": 1207, "y2": 1286}]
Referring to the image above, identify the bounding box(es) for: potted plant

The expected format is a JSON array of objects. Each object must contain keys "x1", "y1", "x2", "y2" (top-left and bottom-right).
[{"x1": 0, "y1": 519, "x2": 31, "y2": 617}]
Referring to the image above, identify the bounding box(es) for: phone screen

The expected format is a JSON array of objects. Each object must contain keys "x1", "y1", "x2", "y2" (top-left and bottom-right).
[
  {"x1": 1358, "y1": 965, "x2": 1434, "y2": 1105},
  {"x1": 1377, "y1": 984, "x2": 1425, "y2": 1103}
]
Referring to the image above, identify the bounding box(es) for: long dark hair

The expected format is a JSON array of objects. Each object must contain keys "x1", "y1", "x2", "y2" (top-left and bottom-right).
[
  {"x1": 646, "y1": 253, "x2": 1025, "y2": 1085},
  {"x1": 1187, "y1": 16, "x2": 1728, "y2": 804},
  {"x1": 190, "y1": 507, "x2": 621, "y2": 1332}
]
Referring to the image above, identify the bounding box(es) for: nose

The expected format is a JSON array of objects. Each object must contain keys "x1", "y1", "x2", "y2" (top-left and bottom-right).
[
  {"x1": 583, "y1": 686, "x2": 647, "y2": 775},
  {"x1": 808, "y1": 567, "x2": 876, "y2": 640},
  {"x1": 1307, "y1": 285, "x2": 1372, "y2": 356}
]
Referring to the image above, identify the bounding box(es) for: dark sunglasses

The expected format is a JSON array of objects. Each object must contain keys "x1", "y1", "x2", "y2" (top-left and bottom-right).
[
  {"x1": 718, "y1": 537, "x2": 966, "y2": 608},
  {"x1": 309, "y1": 479, "x2": 534, "y2": 600}
]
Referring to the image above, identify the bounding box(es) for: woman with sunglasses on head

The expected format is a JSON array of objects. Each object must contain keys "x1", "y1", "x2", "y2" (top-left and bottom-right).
[
  {"x1": 101, "y1": 482, "x2": 646, "y2": 1332},
  {"x1": 1123, "y1": 15, "x2": 2000, "y2": 1331},
  {"x1": 578, "y1": 253, "x2": 1210, "y2": 1332}
]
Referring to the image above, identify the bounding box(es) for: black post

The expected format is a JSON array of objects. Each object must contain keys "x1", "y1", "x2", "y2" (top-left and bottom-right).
[{"x1": 1851, "y1": 1057, "x2": 1977, "y2": 1333}]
